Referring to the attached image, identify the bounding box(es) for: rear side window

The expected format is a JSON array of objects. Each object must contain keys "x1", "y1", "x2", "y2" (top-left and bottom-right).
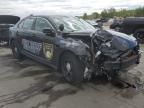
[
  {"x1": 35, "y1": 18, "x2": 52, "y2": 32},
  {"x1": 22, "y1": 18, "x2": 35, "y2": 30}
]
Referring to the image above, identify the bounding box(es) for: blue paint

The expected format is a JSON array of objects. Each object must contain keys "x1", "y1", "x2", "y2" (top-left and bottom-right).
[{"x1": 106, "y1": 29, "x2": 137, "y2": 49}]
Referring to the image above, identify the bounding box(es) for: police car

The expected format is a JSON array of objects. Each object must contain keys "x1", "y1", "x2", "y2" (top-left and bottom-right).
[{"x1": 9, "y1": 15, "x2": 140, "y2": 82}]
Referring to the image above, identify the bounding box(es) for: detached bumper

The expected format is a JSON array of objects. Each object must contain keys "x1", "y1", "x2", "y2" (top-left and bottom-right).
[{"x1": 104, "y1": 54, "x2": 140, "y2": 70}]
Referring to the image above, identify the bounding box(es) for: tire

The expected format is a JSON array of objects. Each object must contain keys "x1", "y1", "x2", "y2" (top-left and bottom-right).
[
  {"x1": 60, "y1": 52, "x2": 85, "y2": 83},
  {"x1": 134, "y1": 30, "x2": 144, "y2": 43},
  {"x1": 11, "y1": 40, "x2": 23, "y2": 60}
]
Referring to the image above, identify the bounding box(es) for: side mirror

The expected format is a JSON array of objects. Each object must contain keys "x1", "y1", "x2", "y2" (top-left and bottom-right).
[
  {"x1": 59, "y1": 24, "x2": 64, "y2": 31},
  {"x1": 42, "y1": 28, "x2": 55, "y2": 37}
]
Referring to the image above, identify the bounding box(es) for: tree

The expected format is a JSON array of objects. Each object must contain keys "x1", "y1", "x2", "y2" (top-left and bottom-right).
[
  {"x1": 135, "y1": 7, "x2": 144, "y2": 17},
  {"x1": 83, "y1": 13, "x2": 88, "y2": 19},
  {"x1": 92, "y1": 12, "x2": 99, "y2": 19},
  {"x1": 108, "y1": 8, "x2": 116, "y2": 18},
  {"x1": 101, "y1": 9, "x2": 108, "y2": 18},
  {"x1": 81, "y1": 6, "x2": 144, "y2": 20}
]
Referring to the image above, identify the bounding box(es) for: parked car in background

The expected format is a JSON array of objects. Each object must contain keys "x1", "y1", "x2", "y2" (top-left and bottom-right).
[
  {"x1": 86, "y1": 20, "x2": 100, "y2": 28},
  {"x1": 0, "y1": 15, "x2": 20, "y2": 44},
  {"x1": 120, "y1": 17, "x2": 144, "y2": 43},
  {"x1": 97, "y1": 18, "x2": 109, "y2": 23},
  {"x1": 9, "y1": 15, "x2": 140, "y2": 82},
  {"x1": 110, "y1": 21, "x2": 122, "y2": 31},
  {"x1": 110, "y1": 17, "x2": 123, "y2": 31}
]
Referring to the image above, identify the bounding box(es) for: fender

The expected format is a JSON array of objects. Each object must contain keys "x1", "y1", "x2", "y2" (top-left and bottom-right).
[
  {"x1": 55, "y1": 38, "x2": 91, "y2": 70},
  {"x1": 58, "y1": 38, "x2": 89, "y2": 56}
]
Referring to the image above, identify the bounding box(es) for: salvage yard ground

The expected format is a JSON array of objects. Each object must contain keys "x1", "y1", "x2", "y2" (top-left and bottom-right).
[{"x1": 0, "y1": 45, "x2": 143, "y2": 108}]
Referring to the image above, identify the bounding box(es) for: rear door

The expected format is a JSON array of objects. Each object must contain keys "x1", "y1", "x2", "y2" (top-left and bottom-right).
[{"x1": 16, "y1": 17, "x2": 38, "y2": 55}]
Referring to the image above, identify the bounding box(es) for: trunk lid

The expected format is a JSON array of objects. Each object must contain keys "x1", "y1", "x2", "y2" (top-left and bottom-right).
[{"x1": 0, "y1": 15, "x2": 20, "y2": 24}]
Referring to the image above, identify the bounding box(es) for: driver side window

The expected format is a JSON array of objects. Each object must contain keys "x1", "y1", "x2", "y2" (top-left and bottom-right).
[{"x1": 35, "y1": 18, "x2": 52, "y2": 32}]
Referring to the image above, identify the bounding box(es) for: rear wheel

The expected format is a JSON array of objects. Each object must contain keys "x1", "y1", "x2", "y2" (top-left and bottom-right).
[
  {"x1": 134, "y1": 30, "x2": 144, "y2": 43},
  {"x1": 60, "y1": 52, "x2": 85, "y2": 83},
  {"x1": 11, "y1": 40, "x2": 23, "y2": 60}
]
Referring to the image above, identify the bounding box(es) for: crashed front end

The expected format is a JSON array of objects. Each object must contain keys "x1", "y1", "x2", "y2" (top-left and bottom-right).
[{"x1": 80, "y1": 29, "x2": 141, "y2": 79}]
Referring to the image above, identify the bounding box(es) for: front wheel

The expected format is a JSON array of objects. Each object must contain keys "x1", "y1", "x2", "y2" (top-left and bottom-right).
[
  {"x1": 11, "y1": 40, "x2": 23, "y2": 60},
  {"x1": 60, "y1": 52, "x2": 85, "y2": 83}
]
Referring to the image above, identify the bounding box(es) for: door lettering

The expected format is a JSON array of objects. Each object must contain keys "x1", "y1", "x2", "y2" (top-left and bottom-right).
[{"x1": 22, "y1": 39, "x2": 42, "y2": 55}]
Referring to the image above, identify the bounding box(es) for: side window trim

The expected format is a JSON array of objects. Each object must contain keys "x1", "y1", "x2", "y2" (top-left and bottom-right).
[
  {"x1": 19, "y1": 17, "x2": 36, "y2": 30},
  {"x1": 18, "y1": 19, "x2": 25, "y2": 28}
]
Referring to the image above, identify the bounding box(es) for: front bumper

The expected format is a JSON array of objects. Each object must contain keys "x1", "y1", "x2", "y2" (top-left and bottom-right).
[{"x1": 104, "y1": 54, "x2": 140, "y2": 70}]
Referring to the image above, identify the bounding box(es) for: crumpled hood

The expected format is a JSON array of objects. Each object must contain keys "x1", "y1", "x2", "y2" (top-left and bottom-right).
[
  {"x1": 95, "y1": 29, "x2": 137, "y2": 51},
  {"x1": 65, "y1": 29, "x2": 137, "y2": 51}
]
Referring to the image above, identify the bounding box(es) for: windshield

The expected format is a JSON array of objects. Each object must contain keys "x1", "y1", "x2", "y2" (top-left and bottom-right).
[{"x1": 50, "y1": 16, "x2": 95, "y2": 32}]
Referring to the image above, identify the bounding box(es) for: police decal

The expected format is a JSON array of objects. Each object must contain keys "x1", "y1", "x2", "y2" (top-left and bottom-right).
[
  {"x1": 43, "y1": 43, "x2": 54, "y2": 60},
  {"x1": 22, "y1": 39, "x2": 42, "y2": 55}
]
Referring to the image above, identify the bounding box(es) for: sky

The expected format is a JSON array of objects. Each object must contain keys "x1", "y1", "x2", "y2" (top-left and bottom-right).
[{"x1": 0, "y1": 0, "x2": 144, "y2": 17}]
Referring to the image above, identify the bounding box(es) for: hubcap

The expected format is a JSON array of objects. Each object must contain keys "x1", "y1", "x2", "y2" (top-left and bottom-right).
[
  {"x1": 63, "y1": 61, "x2": 72, "y2": 80},
  {"x1": 14, "y1": 47, "x2": 18, "y2": 53},
  {"x1": 66, "y1": 62, "x2": 71, "y2": 72}
]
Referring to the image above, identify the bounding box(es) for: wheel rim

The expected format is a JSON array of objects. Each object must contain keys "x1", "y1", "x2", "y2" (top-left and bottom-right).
[
  {"x1": 14, "y1": 47, "x2": 18, "y2": 53},
  {"x1": 66, "y1": 62, "x2": 71, "y2": 72},
  {"x1": 62, "y1": 61, "x2": 73, "y2": 81}
]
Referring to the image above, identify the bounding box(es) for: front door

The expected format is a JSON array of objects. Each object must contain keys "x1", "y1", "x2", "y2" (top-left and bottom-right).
[{"x1": 32, "y1": 17, "x2": 56, "y2": 63}]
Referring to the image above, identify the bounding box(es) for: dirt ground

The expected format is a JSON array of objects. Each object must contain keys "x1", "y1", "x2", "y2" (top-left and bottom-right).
[{"x1": 0, "y1": 45, "x2": 144, "y2": 108}]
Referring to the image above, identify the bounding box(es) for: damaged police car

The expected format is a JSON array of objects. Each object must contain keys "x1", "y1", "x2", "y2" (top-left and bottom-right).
[{"x1": 9, "y1": 15, "x2": 140, "y2": 82}]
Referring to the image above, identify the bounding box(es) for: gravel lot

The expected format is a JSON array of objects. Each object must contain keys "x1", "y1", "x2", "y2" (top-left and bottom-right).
[{"x1": 0, "y1": 45, "x2": 144, "y2": 108}]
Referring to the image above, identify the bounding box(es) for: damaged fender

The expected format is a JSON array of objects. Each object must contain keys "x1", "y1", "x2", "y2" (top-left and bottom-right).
[{"x1": 58, "y1": 38, "x2": 90, "y2": 56}]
